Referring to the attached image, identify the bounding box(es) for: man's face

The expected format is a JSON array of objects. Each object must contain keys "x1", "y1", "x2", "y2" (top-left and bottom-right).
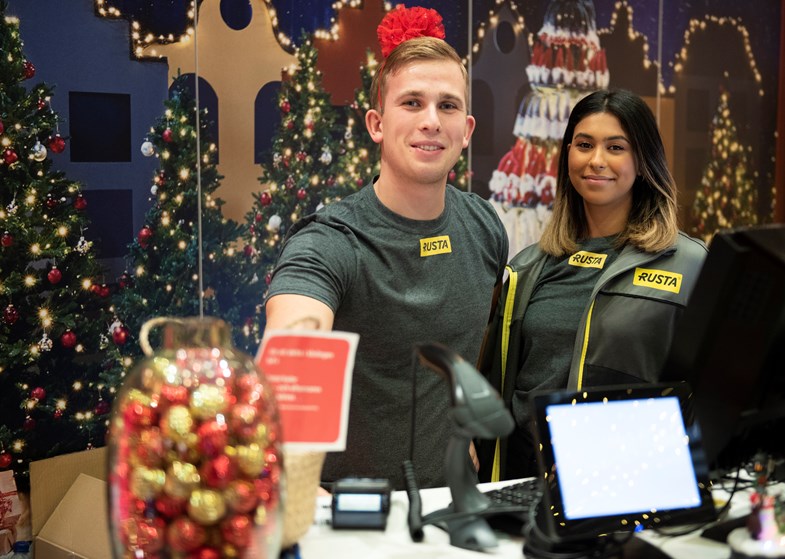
[{"x1": 367, "y1": 59, "x2": 475, "y2": 189}]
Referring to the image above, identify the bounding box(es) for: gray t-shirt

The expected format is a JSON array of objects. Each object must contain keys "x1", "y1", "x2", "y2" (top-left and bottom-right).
[
  {"x1": 267, "y1": 182, "x2": 508, "y2": 489},
  {"x1": 507, "y1": 236, "x2": 620, "y2": 476}
]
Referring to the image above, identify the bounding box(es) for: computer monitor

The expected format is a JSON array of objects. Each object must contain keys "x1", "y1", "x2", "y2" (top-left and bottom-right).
[
  {"x1": 661, "y1": 224, "x2": 785, "y2": 472},
  {"x1": 529, "y1": 382, "x2": 717, "y2": 543}
]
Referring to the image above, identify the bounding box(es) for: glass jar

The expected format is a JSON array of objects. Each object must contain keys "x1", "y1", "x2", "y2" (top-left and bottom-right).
[{"x1": 107, "y1": 317, "x2": 283, "y2": 558}]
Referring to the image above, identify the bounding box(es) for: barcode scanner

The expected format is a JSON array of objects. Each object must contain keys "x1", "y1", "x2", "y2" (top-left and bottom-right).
[{"x1": 402, "y1": 342, "x2": 514, "y2": 551}]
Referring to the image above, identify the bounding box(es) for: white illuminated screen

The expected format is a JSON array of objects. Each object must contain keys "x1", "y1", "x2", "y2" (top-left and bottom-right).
[
  {"x1": 546, "y1": 396, "x2": 702, "y2": 520},
  {"x1": 336, "y1": 493, "x2": 382, "y2": 512}
]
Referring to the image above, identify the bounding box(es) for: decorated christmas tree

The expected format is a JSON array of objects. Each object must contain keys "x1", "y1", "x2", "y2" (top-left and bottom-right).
[
  {"x1": 488, "y1": 0, "x2": 609, "y2": 254},
  {"x1": 0, "y1": 1, "x2": 124, "y2": 486},
  {"x1": 112, "y1": 75, "x2": 260, "y2": 356},
  {"x1": 691, "y1": 91, "x2": 759, "y2": 243},
  {"x1": 339, "y1": 50, "x2": 471, "y2": 191},
  {"x1": 244, "y1": 33, "x2": 353, "y2": 332}
]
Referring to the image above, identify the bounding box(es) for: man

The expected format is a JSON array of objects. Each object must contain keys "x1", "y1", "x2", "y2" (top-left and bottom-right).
[{"x1": 265, "y1": 11, "x2": 508, "y2": 490}]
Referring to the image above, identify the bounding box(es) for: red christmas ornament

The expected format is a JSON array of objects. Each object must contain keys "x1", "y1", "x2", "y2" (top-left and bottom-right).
[
  {"x1": 48, "y1": 267, "x2": 62, "y2": 284},
  {"x1": 60, "y1": 330, "x2": 77, "y2": 348},
  {"x1": 220, "y1": 514, "x2": 253, "y2": 548},
  {"x1": 296, "y1": 151, "x2": 307, "y2": 161},
  {"x1": 99, "y1": 284, "x2": 110, "y2": 298},
  {"x1": 135, "y1": 517, "x2": 166, "y2": 555},
  {"x1": 46, "y1": 195, "x2": 58, "y2": 209},
  {"x1": 31, "y1": 387, "x2": 46, "y2": 401},
  {"x1": 327, "y1": 176, "x2": 335, "y2": 187},
  {"x1": 112, "y1": 325, "x2": 129, "y2": 346},
  {"x1": 37, "y1": 98, "x2": 46, "y2": 111},
  {"x1": 54, "y1": 409, "x2": 63, "y2": 419},
  {"x1": 1, "y1": 232, "x2": 12, "y2": 247},
  {"x1": 448, "y1": 170, "x2": 457, "y2": 181},
  {"x1": 155, "y1": 495, "x2": 186, "y2": 519},
  {"x1": 22, "y1": 60, "x2": 36, "y2": 79},
  {"x1": 0, "y1": 120, "x2": 4, "y2": 134},
  {"x1": 167, "y1": 517, "x2": 206, "y2": 552},
  {"x1": 296, "y1": 188, "x2": 307, "y2": 200},
  {"x1": 160, "y1": 384, "x2": 189, "y2": 406},
  {"x1": 265, "y1": 273, "x2": 272, "y2": 286},
  {"x1": 23, "y1": 417, "x2": 35, "y2": 431},
  {"x1": 95, "y1": 399, "x2": 111, "y2": 415},
  {"x1": 260, "y1": 192, "x2": 272, "y2": 206},
  {"x1": 280, "y1": 100, "x2": 290, "y2": 114},
  {"x1": 137, "y1": 226, "x2": 153, "y2": 248},
  {"x1": 118, "y1": 272, "x2": 133, "y2": 289},
  {"x1": 191, "y1": 547, "x2": 221, "y2": 559},
  {"x1": 0, "y1": 452, "x2": 11, "y2": 469},
  {"x1": 48, "y1": 134, "x2": 66, "y2": 153},
  {"x1": 196, "y1": 421, "x2": 229, "y2": 458},
  {"x1": 243, "y1": 244, "x2": 253, "y2": 257},
  {"x1": 285, "y1": 119, "x2": 294, "y2": 130},
  {"x1": 200, "y1": 454, "x2": 236, "y2": 489},
  {"x1": 3, "y1": 304, "x2": 19, "y2": 325},
  {"x1": 162, "y1": 128, "x2": 173, "y2": 143},
  {"x1": 3, "y1": 148, "x2": 18, "y2": 165},
  {"x1": 73, "y1": 194, "x2": 87, "y2": 210}
]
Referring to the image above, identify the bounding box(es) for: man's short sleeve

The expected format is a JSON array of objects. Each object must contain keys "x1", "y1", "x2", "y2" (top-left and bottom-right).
[{"x1": 265, "y1": 221, "x2": 357, "y2": 312}]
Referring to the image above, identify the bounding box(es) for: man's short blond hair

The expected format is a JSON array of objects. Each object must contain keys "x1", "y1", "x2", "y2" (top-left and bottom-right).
[{"x1": 370, "y1": 36, "x2": 469, "y2": 113}]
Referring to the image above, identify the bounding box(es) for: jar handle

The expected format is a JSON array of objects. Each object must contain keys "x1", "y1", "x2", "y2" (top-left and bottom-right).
[{"x1": 139, "y1": 316, "x2": 183, "y2": 356}]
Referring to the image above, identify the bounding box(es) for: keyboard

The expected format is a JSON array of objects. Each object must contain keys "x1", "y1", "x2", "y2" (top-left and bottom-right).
[{"x1": 481, "y1": 478, "x2": 543, "y2": 534}]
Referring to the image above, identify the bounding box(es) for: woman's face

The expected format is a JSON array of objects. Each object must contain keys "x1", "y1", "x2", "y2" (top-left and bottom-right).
[{"x1": 567, "y1": 111, "x2": 637, "y2": 227}]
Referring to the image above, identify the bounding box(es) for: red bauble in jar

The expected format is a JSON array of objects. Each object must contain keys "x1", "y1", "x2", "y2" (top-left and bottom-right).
[{"x1": 107, "y1": 317, "x2": 283, "y2": 558}]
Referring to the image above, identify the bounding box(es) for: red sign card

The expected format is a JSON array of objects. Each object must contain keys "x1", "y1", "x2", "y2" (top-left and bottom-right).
[{"x1": 256, "y1": 330, "x2": 358, "y2": 451}]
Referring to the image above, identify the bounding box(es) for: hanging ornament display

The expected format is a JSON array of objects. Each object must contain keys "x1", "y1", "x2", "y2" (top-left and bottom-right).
[
  {"x1": 106, "y1": 317, "x2": 282, "y2": 559},
  {"x1": 73, "y1": 194, "x2": 88, "y2": 211},
  {"x1": 22, "y1": 60, "x2": 36, "y2": 79},
  {"x1": 112, "y1": 324, "x2": 129, "y2": 346},
  {"x1": 3, "y1": 304, "x2": 20, "y2": 325},
  {"x1": 162, "y1": 128, "x2": 173, "y2": 143},
  {"x1": 60, "y1": 329, "x2": 77, "y2": 348},
  {"x1": 1, "y1": 231, "x2": 13, "y2": 247},
  {"x1": 3, "y1": 148, "x2": 18, "y2": 165},
  {"x1": 259, "y1": 192, "x2": 272, "y2": 207},
  {"x1": 140, "y1": 139, "x2": 155, "y2": 157},
  {"x1": 38, "y1": 333, "x2": 53, "y2": 352},
  {"x1": 32, "y1": 141, "x2": 47, "y2": 162},
  {"x1": 137, "y1": 226, "x2": 153, "y2": 248},
  {"x1": 48, "y1": 134, "x2": 66, "y2": 154},
  {"x1": 48, "y1": 267, "x2": 63, "y2": 284},
  {"x1": 267, "y1": 215, "x2": 282, "y2": 232},
  {"x1": 76, "y1": 236, "x2": 91, "y2": 254},
  {"x1": 118, "y1": 273, "x2": 133, "y2": 289}
]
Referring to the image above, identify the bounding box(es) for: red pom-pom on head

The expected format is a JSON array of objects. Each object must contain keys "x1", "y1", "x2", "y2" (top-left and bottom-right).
[{"x1": 377, "y1": 4, "x2": 446, "y2": 58}]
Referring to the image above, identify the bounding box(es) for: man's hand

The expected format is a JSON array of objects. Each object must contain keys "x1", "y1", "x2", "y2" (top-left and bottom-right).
[{"x1": 469, "y1": 440, "x2": 479, "y2": 472}]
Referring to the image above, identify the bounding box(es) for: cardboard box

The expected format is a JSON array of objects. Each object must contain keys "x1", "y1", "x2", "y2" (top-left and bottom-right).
[
  {"x1": 34, "y1": 474, "x2": 111, "y2": 559},
  {"x1": 29, "y1": 447, "x2": 107, "y2": 537},
  {"x1": 29, "y1": 448, "x2": 110, "y2": 558}
]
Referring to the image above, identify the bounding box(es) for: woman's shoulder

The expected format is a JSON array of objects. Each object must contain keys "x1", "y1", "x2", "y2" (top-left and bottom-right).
[{"x1": 675, "y1": 231, "x2": 709, "y2": 257}]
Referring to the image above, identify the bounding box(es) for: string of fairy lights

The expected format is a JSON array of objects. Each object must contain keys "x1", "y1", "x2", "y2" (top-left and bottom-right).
[
  {"x1": 671, "y1": 15, "x2": 763, "y2": 96},
  {"x1": 93, "y1": 0, "x2": 768, "y2": 99}
]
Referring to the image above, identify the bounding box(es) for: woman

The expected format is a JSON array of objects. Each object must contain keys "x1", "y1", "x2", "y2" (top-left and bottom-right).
[{"x1": 478, "y1": 89, "x2": 708, "y2": 482}]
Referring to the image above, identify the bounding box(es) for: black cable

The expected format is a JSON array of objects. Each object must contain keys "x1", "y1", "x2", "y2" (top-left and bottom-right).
[{"x1": 402, "y1": 348, "x2": 424, "y2": 542}]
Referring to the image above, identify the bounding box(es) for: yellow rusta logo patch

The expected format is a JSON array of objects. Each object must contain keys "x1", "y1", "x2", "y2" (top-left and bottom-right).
[
  {"x1": 420, "y1": 235, "x2": 452, "y2": 257},
  {"x1": 633, "y1": 267, "x2": 683, "y2": 293},
  {"x1": 569, "y1": 250, "x2": 607, "y2": 269}
]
